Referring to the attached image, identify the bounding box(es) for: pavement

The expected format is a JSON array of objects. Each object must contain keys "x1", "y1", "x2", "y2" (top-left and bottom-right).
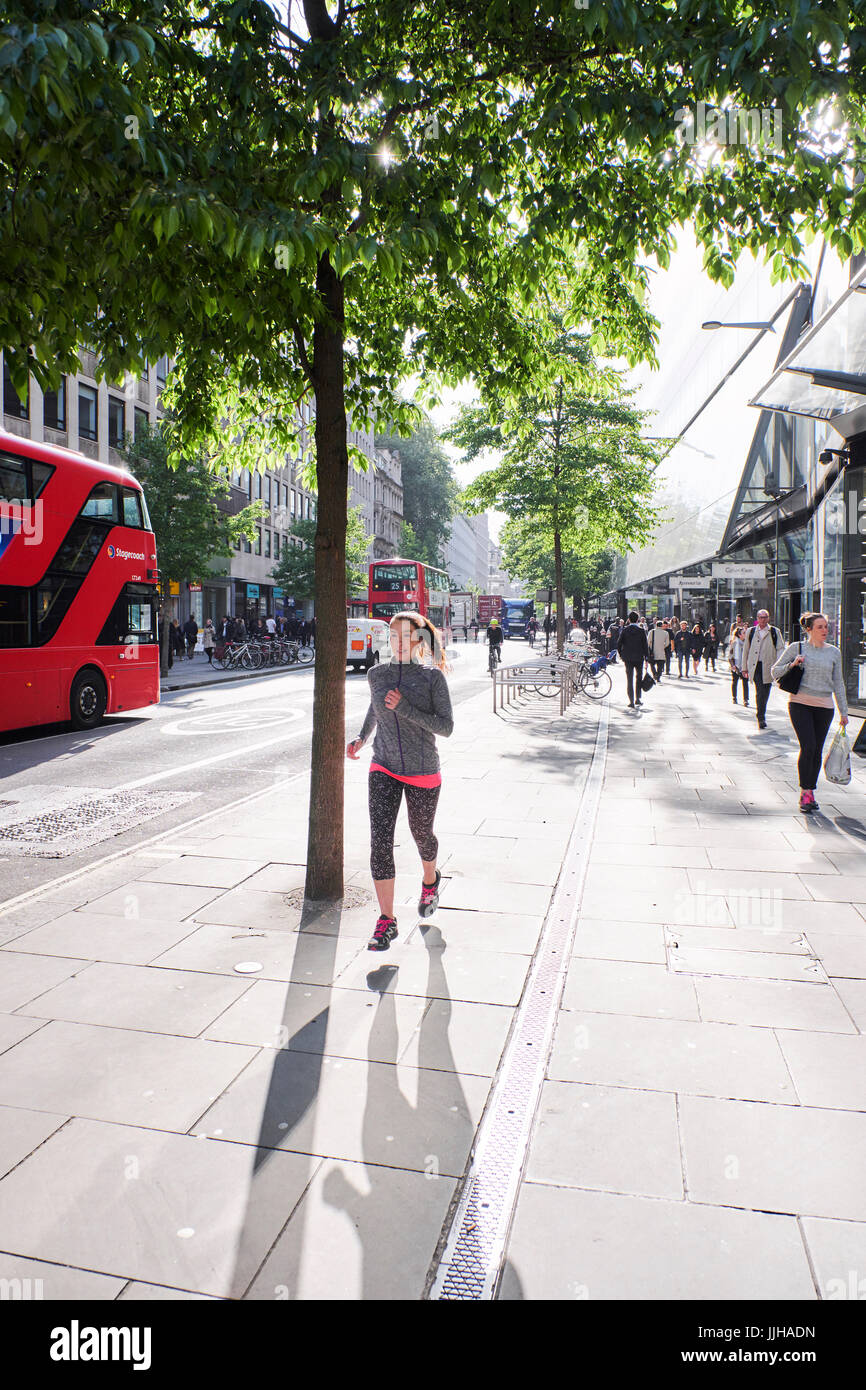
[{"x1": 0, "y1": 657, "x2": 865, "y2": 1301}]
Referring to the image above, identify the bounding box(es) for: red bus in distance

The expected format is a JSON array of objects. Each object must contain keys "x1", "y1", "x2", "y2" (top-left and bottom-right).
[
  {"x1": 0, "y1": 431, "x2": 160, "y2": 734},
  {"x1": 368, "y1": 558, "x2": 452, "y2": 645}
]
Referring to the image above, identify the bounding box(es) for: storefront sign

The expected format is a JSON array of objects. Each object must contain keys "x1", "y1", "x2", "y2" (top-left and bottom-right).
[
  {"x1": 188, "y1": 582, "x2": 202, "y2": 592},
  {"x1": 671, "y1": 577, "x2": 711, "y2": 590},
  {"x1": 711, "y1": 563, "x2": 766, "y2": 580},
  {"x1": 247, "y1": 584, "x2": 260, "y2": 598}
]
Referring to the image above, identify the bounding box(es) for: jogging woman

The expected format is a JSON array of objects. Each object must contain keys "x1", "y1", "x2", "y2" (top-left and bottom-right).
[
  {"x1": 771, "y1": 612, "x2": 848, "y2": 813},
  {"x1": 347, "y1": 611, "x2": 453, "y2": 950}
]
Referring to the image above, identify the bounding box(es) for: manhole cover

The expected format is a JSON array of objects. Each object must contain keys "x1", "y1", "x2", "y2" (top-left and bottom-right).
[
  {"x1": 283, "y1": 885, "x2": 371, "y2": 912},
  {"x1": 0, "y1": 785, "x2": 199, "y2": 858}
]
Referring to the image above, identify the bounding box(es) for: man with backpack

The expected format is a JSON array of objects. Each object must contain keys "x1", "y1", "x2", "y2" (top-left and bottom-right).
[{"x1": 742, "y1": 610, "x2": 785, "y2": 730}]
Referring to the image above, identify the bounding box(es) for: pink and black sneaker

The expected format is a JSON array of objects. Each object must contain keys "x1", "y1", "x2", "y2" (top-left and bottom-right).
[
  {"x1": 368, "y1": 915, "x2": 398, "y2": 951},
  {"x1": 799, "y1": 790, "x2": 816, "y2": 813},
  {"x1": 418, "y1": 869, "x2": 441, "y2": 918}
]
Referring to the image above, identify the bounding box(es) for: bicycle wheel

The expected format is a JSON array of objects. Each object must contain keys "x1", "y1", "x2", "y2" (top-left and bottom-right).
[
  {"x1": 296, "y1": 645, "x2": 314, "y2": 665},
  {"x1": 581, "y1": 668, "x2": 612, "y2": 700}
]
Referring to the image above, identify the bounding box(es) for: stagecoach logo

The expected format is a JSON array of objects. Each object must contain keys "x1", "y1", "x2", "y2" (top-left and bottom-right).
[{"x1": 107, "y1": 545, "x2": 147, "y2": 562}]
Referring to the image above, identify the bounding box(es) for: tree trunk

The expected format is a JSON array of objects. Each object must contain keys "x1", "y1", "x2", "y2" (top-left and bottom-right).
[
  {"x1": 304, "y1": 251, "x2": 348, "y2": 902},
  {"x1": 554, "y1": 530, "x2": 565, "y2": 655}
]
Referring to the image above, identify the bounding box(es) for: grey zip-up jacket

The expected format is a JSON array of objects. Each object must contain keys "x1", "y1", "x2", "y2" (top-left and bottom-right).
[{"x1": 356, "y1": 661, "x2": 454, "y2": 776}]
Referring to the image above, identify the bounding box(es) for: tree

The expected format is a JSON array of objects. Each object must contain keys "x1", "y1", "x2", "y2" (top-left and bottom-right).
[
  {"x1": 377, "y1": 419, "x2": 459, "y2": 566},
  {"x1": 398, "y1": 518, "x2": 436, "y2": 567},
  {"x1": 270, "y1": 505, "x2": 370, "y2": 602},
  {"x1": 448, "y1": 333, "x2": 667, "y2": 651},
  {"x1": 120, "y1": 422, "x2": 265, "y2": 674},
  {"x1": 4, "y1": 1, "x2": 866, "y2": 898},
  {"x1": 500, "y1": 524, "x2": 615, "y2": 620}
]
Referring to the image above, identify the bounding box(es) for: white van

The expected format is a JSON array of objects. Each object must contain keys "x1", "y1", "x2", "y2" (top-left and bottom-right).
[{"x1": 347, "y1": 618, "x2": 391, "y2": 673}]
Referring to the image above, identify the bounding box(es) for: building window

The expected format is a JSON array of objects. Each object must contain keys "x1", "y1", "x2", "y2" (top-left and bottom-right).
[
  {"x1": 234, "y1": 537, "x2": 241, "y2": 551},
  {"x1": 78, "y1": 383, "x2": 98, "y2": 441},
  {"x1": 283, "y1": 483, "x2": 289, "y2": 510},
  {"x1": 108, "y1": 395, "x2": 126, "y2": 448},
  {"x1": 242, "y1": 536, "x2": 251, "y2": 554},
  {"x1": 264, "y1": 476, "x2": 271, "y2": 508},
  {"x1": 274, "y1": 533, "x2": 280, "y2": 559},
  {"x1": 43, "y1": 377, "x2": 66, "y2": 430},
  {"x1": 135, "y1": 407, "x2": 149, "y2": 437},
  {"x1": 265, "y1": 529, "x2": 271, "y2": 558},
  {"x1": 3, "y1": 361, "x2": 28, "y2": 419},
  {"x1": 255, "y1": 529, "x2": 262, "y2": 556},
  {"x1": 255, "y1": 473, "x2": 262, "y2": 500},
  {"x1": 156, "y1": 357, "x2": 168, "y2": 386},
  {"x1": 291, "y1": 490, "x2": 297, "y2": 517}
]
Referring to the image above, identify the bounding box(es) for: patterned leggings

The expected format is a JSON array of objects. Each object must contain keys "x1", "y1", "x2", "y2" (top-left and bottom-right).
[{"x1": 368, "y1": 770, "x2": 440, "y2": 880}]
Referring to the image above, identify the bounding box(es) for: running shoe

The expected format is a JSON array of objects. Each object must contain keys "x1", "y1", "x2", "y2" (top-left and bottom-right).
[
  {"x1": 368, "y1": 915, "x2": 398, "y2": 951},
  {"x1": 418, "y1": 869, "x2": 441, "y2": 918},
  {"x1": 799, "y1": 791, "x2": 817, "y2": 814}
]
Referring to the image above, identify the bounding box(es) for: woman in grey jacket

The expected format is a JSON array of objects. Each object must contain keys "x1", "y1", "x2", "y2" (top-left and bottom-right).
[
  {"x1": 771, "y1": 612, "x2": 848, "y2": 813},
  {"x1": 347, "y1": 610, "x2": 454, "y2": 949}
]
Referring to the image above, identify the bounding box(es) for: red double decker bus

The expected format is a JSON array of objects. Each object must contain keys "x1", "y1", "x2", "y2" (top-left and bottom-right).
[
  {"x1": 0, "y1": 431, "x2": 160, "y2": 734},
  {"x1": 368, "y1": 558, "x2": 452, "y2": 643}
]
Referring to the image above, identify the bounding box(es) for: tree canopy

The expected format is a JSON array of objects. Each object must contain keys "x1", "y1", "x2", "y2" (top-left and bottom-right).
[
  {"x1": 4, "y1": 0, "x2": 866, "y2": 895},
  {"x1": 377, "y1": 418, "x2": 459, "y2": 566}
]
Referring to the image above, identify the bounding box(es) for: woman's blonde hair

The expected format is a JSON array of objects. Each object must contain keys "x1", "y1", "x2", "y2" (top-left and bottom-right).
[
  {"x1": 800, "y1": 611, "x2": 828, "y2": 632},
  {"x1": 389, "y1": 610, "x2": 451, "y2": 673}
]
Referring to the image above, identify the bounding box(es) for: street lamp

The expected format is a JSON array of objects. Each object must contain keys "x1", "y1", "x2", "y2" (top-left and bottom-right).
[{"x1": 702, "y1": 320, "x2": 776, "y2": 331}]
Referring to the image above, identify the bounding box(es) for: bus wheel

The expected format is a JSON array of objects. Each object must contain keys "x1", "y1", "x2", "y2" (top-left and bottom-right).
[{"x1": 70, "y1": 669, "x2": 107, "y2": 730}]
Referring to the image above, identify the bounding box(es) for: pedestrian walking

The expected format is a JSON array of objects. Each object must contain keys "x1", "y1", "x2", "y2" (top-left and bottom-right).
[
  {"x1": 687, "y1": 623, "x2": 703, "y2": 676},
  {"x1": 673, "y1": 620, "x2": 689, "y2": 678},
  {"x1": 727, "y1": 620, "x2": 750, "y2": 706},
  {"x1": 202, "y1": 619, "x2": 216, "y2": 664},
  {"x1": 648, "y1": 619, "x2": 671, "y2": 682},
  {"x1": 463, "y1": 623, "x2": 469, "y2": 642},
  {"x1": 743, "y1": 610, "x2": 785, "y2": 730},
  {"x1": 703, "y1": 623, "x2": 719, "y2": 673},
  {"x1": 616, "y1": 611, "x2": 650, "y2": 708},
  {"x1": 663, "y1": 620, "x2": 673, "y2": 677},
  {"x1": 347, "y1": 611, "x2": 454, "y2": 952},
  {"x1": 771, "y1": 612, "x2": 848, "y2": 813}
]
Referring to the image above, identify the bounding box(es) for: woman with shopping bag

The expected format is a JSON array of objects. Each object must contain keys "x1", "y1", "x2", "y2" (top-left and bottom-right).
[{"x1": 771, "y1": 612, "x2": 848, "y2": 813}]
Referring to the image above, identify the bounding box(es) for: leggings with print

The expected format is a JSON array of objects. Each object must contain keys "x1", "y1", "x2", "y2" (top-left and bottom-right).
[{"x1": 369, "y1": 770, "x2": 440, "y2": 880}]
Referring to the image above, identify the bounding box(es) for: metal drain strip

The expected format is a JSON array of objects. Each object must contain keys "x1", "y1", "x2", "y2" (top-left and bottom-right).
[{"x1": 429, "y1": 700, "x2": 610, "y2": 1300}]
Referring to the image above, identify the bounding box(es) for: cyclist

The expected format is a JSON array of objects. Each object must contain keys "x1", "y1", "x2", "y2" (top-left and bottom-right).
[{"x1": 487, "y1": 616, "x2": 504, "y2": 672}]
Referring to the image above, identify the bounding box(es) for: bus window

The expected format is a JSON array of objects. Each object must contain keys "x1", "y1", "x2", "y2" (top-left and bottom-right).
[
  {"x1": 371, "y1": 563, "x2": 418, "y2": 592},
  {"x1": 51, "y1": 519, "x2": 108, "y2": 574},
  {"x1": 0, "y1": 454, "x2": 28, "y2": 502},
  {"x1": 0, "y1": 586, "x2": 29, "y2": 646},
  {"x1": 80, "y1": 482, "x2": 118, "y2": 523},
  {"x1": 371, "y1": 601, "x2": 419, "y2": 619},
  {"x1": 36, "y1": 574, "x2": 79, "y2": 643},
  {"x1": 97, "y1": 583, "x2": 158, "y2": 645},
  {"x1": 121, "y1": 488, "x2": 144, "y2": 528}
]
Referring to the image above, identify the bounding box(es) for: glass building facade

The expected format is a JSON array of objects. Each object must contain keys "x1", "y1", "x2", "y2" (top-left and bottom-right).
[{"x1": 606, "y1": 243, "x2": 866, "y2": 708}]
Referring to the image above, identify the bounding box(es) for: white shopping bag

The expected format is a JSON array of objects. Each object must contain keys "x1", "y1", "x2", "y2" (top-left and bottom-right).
[{"x1": 823, "y1": 726, "x2": 852, "y2": 786}]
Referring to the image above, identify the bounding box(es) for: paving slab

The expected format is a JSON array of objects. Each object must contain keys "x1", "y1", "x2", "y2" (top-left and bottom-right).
[
  {"x1": 194, "y1": 1048, "x2": 491, "y2": 1178},
  {"x1": 137, "y1": 856, "x2": 267, "y2": 889},
  {"x1": 152, "y1": 924, "x2": 367, "y2": 984},
  {"x1": 570, "y1": 920, "x2": 666, "y2": 965},
  {"x1": 0, "y1": 1020, "x2": 256, "y2": 1131},
  {"x1": 18, "y1": 961, "x2": 254, "y2": 1038},
  {"x1": 335, "y1": 933, "x2": 531, "y2": 1007},
  {"x1": 830, "y1": 978, "x2": 866, "y2": 1029},
  {"x1": 0, "y1": 952, "x2": 90, "y2": 1013},
  {"x1": 803, "y1": 931, "x2": 866, "y2": 978},
  {"x1": 0, "y1": 910, "x2": 201, "y2": 967},
  {"x1": 680, "y1": 1094, "x2": 866, "y2": 1220},
  {"x1": 548, "y1": 1011, "x2": 796, "y2": 1104},
  {"x1": 0, "y1": 1252, "x2": 126, "y2": 1300},
  {"x1": 78, "y1": 882, "x2": 224, "y2": 921},
  {"x1": 775, "y1": 1030, "x2": 866, "y2": 1110},
  {"x1": 562, "y1": 960, "x2": 700, "y2": 1021},
  {"x1": 694, "y1": 975, "x2": 857, "y2": 1032},
  {"x1": 0, "y1": 1118, "x2": 316, "y2": 1297},
  {"x1": 499, "y1": 1186, "x2": 815, "y2": 1300},
  {"x1": 524, "y1": 1080, "x2": 683, "y2": 1199},
  {"x1": 0, "y1": 1104, "x2": 68, "y2": 1179},
  {"x1": 800, "y1": 1218, "x2": 866, "y2": 1300},
  {"x1": 668, "y1": 945, "x2": 825, "y2": 984},
  {"x1": 243, "y1": 1157, "x2": 457, "y2": 1301},
  {"x1": 0, "y1": 1013, "x2": 45, "y2": 1056}
]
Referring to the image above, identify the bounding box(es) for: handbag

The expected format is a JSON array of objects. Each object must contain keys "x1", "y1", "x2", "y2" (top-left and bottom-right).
[
  {"x1": 640, "y1": 669, "x2": 655, "y2": 692},
  {"x1": 824, "y1": 726, "x2": 852, "y2": 785},
  {"x1": 776, "y1": 641, "x2": 803, "y2": 694}
]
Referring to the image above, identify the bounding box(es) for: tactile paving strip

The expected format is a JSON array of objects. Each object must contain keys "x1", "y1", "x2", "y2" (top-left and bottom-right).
[
  {"x1": 0, "y1": 785, "x2": 199, "y2": 858},
  {"x1": 428, "y1": 701, "x2": 610, "y2": 1300}
]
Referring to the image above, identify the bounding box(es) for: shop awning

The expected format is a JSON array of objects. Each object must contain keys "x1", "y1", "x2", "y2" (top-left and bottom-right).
[{"x1": 749, "y1": 265, "x2": 866, "y2": 438}]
